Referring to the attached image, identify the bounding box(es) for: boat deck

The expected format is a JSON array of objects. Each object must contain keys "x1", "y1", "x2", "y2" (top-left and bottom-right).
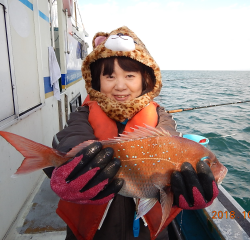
[
  {"x1": 4, "y1": 175, "x2": 66, "y2": 240},
  {"x1": 3, "y1": 175, "x2": 250, "y2": 240}
]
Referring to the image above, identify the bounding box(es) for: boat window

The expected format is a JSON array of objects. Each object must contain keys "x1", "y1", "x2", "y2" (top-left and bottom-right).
[
  {"x1": 49, "y1": 0, "x2": 59, "y2": 47},
  {"x1": 0, "y1": 5, "x2": 15, "y2": 123},
  {"x1": 69, "y1": 93, "x2": 82, "y2": 112}
]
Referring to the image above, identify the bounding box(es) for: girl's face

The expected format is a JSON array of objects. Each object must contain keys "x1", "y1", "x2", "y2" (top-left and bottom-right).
[{"x1": 100, "y1": 59, "x2": 143, "y2": 102}]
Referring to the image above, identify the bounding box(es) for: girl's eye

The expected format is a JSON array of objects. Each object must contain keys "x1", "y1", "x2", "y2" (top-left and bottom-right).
[
  {"x1": 106, "y1": 75, "x2": 114, "y2": 79},
  {"x1": 127, "y1": 74, "x2": 134, "y2": 78}
]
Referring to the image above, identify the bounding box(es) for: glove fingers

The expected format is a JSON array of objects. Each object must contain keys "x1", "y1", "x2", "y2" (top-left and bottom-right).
[
  {"x1": 91, "y1": 178, "x2": 124, "y2": 200},
  {"x1": 65, "y1": 142, "x2": 102, "y2": 181},
  {"x1": 80, "y1": 158, "x2": 121, "y2": 192},
  {"x1": 66, "y1": 147, "x2": 113, "y2": 182},
  {"x1": 180, "y1": 162, "x2": 205, "y2": 206},
  {"x1": 75, "y1": 142, "x2": 102, "y2": 158},
  {"x1": 196, "y1": 161, "x2": 217, "y2": 202},
  {"x1": 171, "y1": 171, "x2": 190, "y2": 206}
]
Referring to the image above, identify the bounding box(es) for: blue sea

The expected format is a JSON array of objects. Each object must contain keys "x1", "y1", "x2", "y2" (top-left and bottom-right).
[{"x1": 155, "y1": 70, "x2": 250, "y2": 212}]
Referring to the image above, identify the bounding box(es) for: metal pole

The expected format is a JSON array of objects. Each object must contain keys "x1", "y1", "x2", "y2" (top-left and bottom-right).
[
  {"x1": 49, "y1": 0, "x2": 55, "y2": 49},
  {"x1": 74, "y1": 0, "x2": 77, "y2": 28},
  {"x1": 62, "y1": 9, "x2": 70, "y2": 54}
]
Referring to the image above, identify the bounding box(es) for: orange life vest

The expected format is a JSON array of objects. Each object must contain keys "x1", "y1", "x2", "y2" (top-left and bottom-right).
[{"x1": 56, "y1": 96, "x2": 182, "y2": 240}]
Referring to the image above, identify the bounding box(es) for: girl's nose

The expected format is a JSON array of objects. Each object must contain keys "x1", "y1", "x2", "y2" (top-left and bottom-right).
[{"x1": 114, "y1": 78, "x2": 127, "y2": 91}]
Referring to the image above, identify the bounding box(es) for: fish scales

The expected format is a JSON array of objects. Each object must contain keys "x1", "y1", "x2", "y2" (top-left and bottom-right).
[{"x1": 103, "y1": 135, "x2": 214, "y2": 199}]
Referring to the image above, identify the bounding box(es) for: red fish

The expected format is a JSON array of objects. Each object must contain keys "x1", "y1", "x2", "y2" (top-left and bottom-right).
[{"x1": 0, "y1": 126, "x2": 227, "y2": 236}]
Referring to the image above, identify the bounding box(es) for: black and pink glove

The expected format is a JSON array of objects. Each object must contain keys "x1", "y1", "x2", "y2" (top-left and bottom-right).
[
  {"x1": 51, "y1": 142, "x2": 123, "y2": 205},
  {"x1": 171, "y1": 161, "x2": 219, "y2": 210}
]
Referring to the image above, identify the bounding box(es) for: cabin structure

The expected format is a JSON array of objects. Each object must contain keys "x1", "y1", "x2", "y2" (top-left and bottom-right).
[{"x1": 0, "y1": 0, "x2": 88, "y2": 238}]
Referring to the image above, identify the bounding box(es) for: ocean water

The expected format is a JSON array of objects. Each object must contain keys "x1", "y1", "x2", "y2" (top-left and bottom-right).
[{"x1": 155, "y1": 70, "x2": 250, "y2": 212}]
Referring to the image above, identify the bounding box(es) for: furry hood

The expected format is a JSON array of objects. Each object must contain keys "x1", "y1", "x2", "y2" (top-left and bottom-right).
[{"x1": 82, "y1": 26, "x2": 162, "y2": 122}]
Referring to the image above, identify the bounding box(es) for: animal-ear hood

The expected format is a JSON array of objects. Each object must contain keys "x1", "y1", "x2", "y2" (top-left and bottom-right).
[{"x1": 82, "y1": 26, "x2": 162, "y2": 122}]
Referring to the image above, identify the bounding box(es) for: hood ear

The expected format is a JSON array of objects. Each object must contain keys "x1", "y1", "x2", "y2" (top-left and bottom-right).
[
  {"x1": 95, "y1": 36, "x2": 107, "y2": 48},
  {"x1": 92, "y1": 32, "x2": 109, "y2": 49}
]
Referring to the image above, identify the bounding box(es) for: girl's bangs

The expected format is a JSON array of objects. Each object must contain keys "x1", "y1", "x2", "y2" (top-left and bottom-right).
[
  {"x1": 102, "y1": 57, "x2": 142, "y2": 76},
  {"x1": 102, "y1": 58, "x2": 115, "y2": 76}
]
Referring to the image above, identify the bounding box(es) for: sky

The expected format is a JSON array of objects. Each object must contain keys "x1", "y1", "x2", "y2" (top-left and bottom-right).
[{"x1": 78, "y1": 0, "x2": 250, "y2": 70}]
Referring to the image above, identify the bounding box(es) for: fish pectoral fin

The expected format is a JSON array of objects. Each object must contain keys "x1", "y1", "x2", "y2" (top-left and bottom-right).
[
  {"x1": 151, "y1": 172, "x2": 170, "y2": 190},
  {"x1": 155, "y1": 187, "x2": 173, "y2": 236},
  {"x1": 136, "y1": 198, "x2": 158, "y2": 220}
]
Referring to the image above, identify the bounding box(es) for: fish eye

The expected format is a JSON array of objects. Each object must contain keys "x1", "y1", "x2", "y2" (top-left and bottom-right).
[{"x1": 203, "y1": 158, "x2": 211, "y2": 167}]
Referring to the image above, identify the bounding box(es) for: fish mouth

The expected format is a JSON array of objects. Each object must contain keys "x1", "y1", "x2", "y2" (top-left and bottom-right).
[{"x1": 216, "y1": 167, "x2": 228, "y2": 185}]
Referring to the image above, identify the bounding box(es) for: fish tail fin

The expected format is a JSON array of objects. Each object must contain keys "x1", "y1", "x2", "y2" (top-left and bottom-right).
[
  {"x1": 0, "y1": 131, "x2": 65, "y2": 175},
  {"x1": 155, "y1": 187, "x2": 174, "y2": 236}
]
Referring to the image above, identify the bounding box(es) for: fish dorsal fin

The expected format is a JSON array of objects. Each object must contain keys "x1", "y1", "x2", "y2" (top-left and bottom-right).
[
  {"x1": 135, "y1": 198, "x2": 158, "y2": 220},
  {"x1": 67, "y1": 125, "x2": 171, "y2": 156},
  {"x1": 103, "y1": 125, "x2": 171, "y2": 144},
  {"x1": 66, "y1": 140, "x2": 96, "y2": 158}
]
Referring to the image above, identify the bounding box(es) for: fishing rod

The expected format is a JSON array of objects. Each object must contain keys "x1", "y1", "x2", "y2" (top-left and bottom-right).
[{"x1": 166, "y1": 100, "x2": 250, "y2": 113}]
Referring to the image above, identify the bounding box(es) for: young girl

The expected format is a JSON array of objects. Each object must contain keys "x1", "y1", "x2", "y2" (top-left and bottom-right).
[{"x1": 45, "y1": 26, "x2": 219, "y2": 240}]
